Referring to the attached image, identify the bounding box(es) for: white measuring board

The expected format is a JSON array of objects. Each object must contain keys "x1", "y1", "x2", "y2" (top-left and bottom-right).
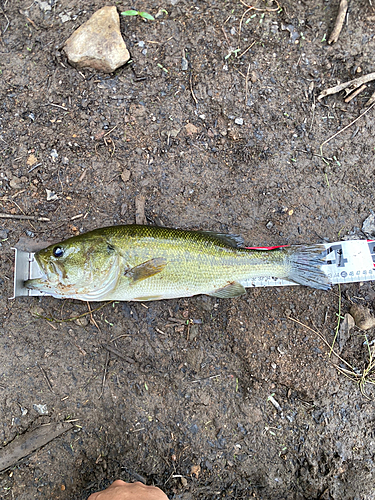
[
  {"x1": 243, "y1": 240, "x2": 375, "y2": 287},
  {"x1": 11, "y1": 240, "x2": 375, "y2": 298}
]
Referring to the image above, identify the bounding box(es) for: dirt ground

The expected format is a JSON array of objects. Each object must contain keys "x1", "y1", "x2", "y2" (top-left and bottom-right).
[{"x1": 1, "y1": 0, "x2": 375, "y2": 498}]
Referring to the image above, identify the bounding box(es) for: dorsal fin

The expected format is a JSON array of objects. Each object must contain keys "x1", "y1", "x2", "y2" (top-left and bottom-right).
[{"x1": 196, "y1": 231, "x2": 244, "y2": 248}]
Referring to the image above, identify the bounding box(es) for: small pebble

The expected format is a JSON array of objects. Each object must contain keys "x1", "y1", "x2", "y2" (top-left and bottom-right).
[
  {"x1": 46, "y1": 189, "x2": 58, "y2": 201},
  {"x1": 33, "y1": 404, "x2": 48, "y2": 415},
  {"x1": 9, "y1": 178, "x2": 23, "y2": 189},
  {"x1": 121, "y1": 169, "x2": 131, "y2": 182},
  {"x1": 74, "y1": 316, "x2": 89, "y2": 327},
  {"x1": 50, "y1": 149, "x2": 59, "y2": 161},
  {"x1": 235, "y1": 117, "x2": 244, "y2": 125},
  {"x1": 266, "y1": 221, "x2": 274, "y2": 229},
  {"x1": 59, "y1": 13, "x2": 72, "y2": 23}
]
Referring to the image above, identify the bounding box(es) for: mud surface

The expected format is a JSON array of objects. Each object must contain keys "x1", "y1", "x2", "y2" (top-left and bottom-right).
[{"x1": 1, "y1": 1, "x2": 375, "y2": 498}]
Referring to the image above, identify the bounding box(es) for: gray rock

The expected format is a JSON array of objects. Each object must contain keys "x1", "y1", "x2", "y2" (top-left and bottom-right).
[
  {"x1": 181, "y1": 57, "x2": 188, "y2": 71},
  {"x1": 63, "y1": 6, "x2": 130, "y2": 73},
  {"x1": 36, "y1": 0, "x2": 51, "y2": 12},
  {"x1": 33, "y1": 404, "x2": 48, "y2": 415},
  {"x1": 59, "y1": 13, "x2": 72, "y2": 23},
  {"x1": 350, "y1": 304, "x2": 375, "y2": 331},
  {"x1": 362, "y1": 213, "x2": 375, "y2": 238}
]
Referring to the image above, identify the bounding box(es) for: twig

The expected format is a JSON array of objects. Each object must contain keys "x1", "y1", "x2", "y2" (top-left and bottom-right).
[
  {"x1": 87, "y1": 301, "x2": 101, "y2": 333},
  {"x1": 110, "y1": 138, "x2": 116, "y2": 157},
  {"x1": 366, "y1": 90, "x2": 375, "y2": 107},
  {"x1": 37, "y1": 363, "x2": 55, "y2": 393},
  {"x1": 0, "y1": 213, "x2": 50, "y2": 221},
  {"x1": 102, "y1": 344, "x2": 136, "y2": 364},
  {"x1": 239, "y1": 8, "x2": 252, "y2": 45},
  {"x1": 320, "y1": 102, "x2": 375, "y2": 154},
  {"x1": 191, "y1": 374, "x2": 220, "y2": 383},
  {"x1": 239, "y1": 0, "x2": 280, "y2": 12},
  {"x1": 71, "y1": 213, "x2": 84, "y2": 221},
  {"x1": 329, "y1": 283, "x2": 341, "y2": 357},
  {"x1": 245, "y1": 62, "x2": 251, "y2": 105},
  {"x1": 308, "y1": 94, "x2": 316, "y2": 134},
  {"x1": 99, "y1": 351, "x2": 110, "y2": 399},
  {"x1": 28, "y1": 162, "x2": 42, "y2": 173},
  {"x1": 25, "y1": 16, "x2": 39, "y2": 30},
  {"x1": 238, "y1": 40, "x2": 256, "y2": 59},
  {"x1": 344, "y1": 84, "x2": 367, "y2": 103},
  {"x1": 318, "y1": 71, "x2": 375, "y2": 101},
  {"x1": 46, "y1": 103, "x2": 68, "y2": 111},
  {"x1": 33, "y1": 302, "x2": 112, "y2": 324},
  {"x1": 0, "y1": 1, "x2": 9, "y2": 34},
  {"x1": 328, "y1": 0, "x2": 348, "y2": 44},
  {"x1": 103, "y1": 125, "x2": 117, "y2": 137},
  {"x1": 190, "y1": 73, "x2": 198, "y2": 106},
  {"x1": 11, "y1": 189, "x2": 26, "y2": 199}
]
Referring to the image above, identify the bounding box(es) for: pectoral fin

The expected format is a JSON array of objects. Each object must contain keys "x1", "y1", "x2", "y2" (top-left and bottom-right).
[
  {"x1": 125, "y1": 257, "x2": 167, "y2": 284},
  {"x1": 209, "y1": 281, "x2": 246, "y2": 298}
]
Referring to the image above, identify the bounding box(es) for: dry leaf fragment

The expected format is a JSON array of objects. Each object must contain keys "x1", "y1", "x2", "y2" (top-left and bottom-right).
[
  {"x1": 190, "y1": 464, "x2": 201, "y2": 478},
  {"x1": 185, "y1": 123, "x2": 198, "y2": 135},
  {"x1": 121, "y1": 169, "x2": 131, "y2": 182},
  {"x1": 27, "y1": 154, "x2": 38, "y2": 166}
]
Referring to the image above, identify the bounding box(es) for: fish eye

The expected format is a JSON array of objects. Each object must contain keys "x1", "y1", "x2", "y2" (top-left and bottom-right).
[{"x1": 53, "y1": 246, "x2": 64, "y2": 258}]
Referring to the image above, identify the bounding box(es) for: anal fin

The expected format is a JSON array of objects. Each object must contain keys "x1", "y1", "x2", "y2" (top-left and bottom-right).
[{"x1": 208, "y1": 281, "x2": 246, "y2": 298}]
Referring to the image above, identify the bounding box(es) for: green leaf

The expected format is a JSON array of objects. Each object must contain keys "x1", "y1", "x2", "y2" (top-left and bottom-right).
[
  {"x1": 139, "y1": 11, "x2": 155, "y2": 20},
  {"x1": 121, "y1": 10, "x2": 139, "y2": 16}
]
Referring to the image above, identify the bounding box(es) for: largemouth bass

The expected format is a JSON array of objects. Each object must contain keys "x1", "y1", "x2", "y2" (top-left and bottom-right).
[{"x1": 25, "y1": 225, "x2": 330, "y2": 301}]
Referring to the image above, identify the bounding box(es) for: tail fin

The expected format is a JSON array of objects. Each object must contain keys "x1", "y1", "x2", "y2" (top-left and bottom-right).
[{"x1": 285, "y1": 245, "x2": 330, "y2": 290}]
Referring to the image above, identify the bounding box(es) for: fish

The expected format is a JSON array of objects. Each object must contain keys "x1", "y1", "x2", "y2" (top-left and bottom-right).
[{"x1": 24, "y1": 224, "x2": 330, "y2": 301}]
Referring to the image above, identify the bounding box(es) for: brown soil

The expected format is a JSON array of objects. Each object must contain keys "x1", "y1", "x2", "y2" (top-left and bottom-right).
[{"x1": 1, "y1": 0, "x2": 375, "y2": 499}]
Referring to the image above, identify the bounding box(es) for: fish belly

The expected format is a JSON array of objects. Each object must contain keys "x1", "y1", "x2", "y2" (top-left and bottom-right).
[{"x1": 100, "y1": 256, "x2": 287, "y2": 301}]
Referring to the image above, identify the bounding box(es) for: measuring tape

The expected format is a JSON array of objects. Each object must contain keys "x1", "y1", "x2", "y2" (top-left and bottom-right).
[
  {"x1": 245, "y1": 240, "x2": 375, "y2": 287},
  {"x1": 11, "y1": 239, "x2": 375, "y2": 298}
]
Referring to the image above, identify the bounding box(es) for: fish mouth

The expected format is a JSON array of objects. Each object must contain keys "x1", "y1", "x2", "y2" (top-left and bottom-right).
[
  {"x1": 37, "y1": 254, "x2": 65, "y2": 282},
  {"x1": 24, "y1": 254, "x2": 59, "y2": 291},
  {"x1": 24, "y1": 277, "x2": 49, "y2": 290}
]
